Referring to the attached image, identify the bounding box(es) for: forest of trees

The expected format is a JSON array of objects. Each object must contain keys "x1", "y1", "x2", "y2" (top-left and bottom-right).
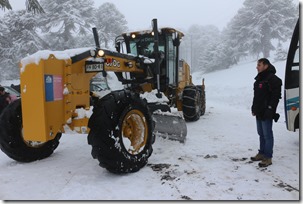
[
  {"x1": 180, "y1": 0, "x2": 298, "y2": 73},
  {"x1": 0, "y1": 1, "x2": 127, "y2": 79},
  {"x1": 0, "y1": 0, "x2": 298, "y2": 80}
]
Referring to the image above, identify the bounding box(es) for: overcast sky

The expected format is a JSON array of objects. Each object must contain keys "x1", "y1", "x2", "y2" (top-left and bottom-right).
[
  {"x1": 96, "y1": 0, "x2": 245, "y2": 30},
  {"x1": 1, "y1": 0, "x2": 247, "y2": 31}
]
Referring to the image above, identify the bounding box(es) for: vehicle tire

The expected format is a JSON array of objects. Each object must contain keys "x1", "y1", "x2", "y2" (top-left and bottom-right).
[
  {"x1": 87, "y1": 90, "x2": 154, "y2": 174},
  {"x1": 0, "y1": 99, "x2": 61, "y2": 162},
  {"x1": 182, "y1": 86, "x2": 201, "y2": 121},
  {"x1": 197, "y1": 85, "x2": 206, "y2": 116}
]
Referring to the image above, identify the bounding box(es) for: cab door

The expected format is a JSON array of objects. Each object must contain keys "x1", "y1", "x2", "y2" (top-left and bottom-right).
[{"x1": 166, "y1": 35, "x2": 177, "y2": 86}]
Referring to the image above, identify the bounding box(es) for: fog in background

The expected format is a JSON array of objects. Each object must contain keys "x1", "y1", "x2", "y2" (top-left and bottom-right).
[
  {"x1": 2, "y1": 0, "x2": 245, "y2": 30},
  {"x1": 94, "y1": 0, "x2": 246, "y2": 30}
]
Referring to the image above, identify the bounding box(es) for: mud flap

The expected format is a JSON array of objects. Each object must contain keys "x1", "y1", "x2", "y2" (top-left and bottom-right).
[{"x1": 152, "y1": 111, "x2": 187, "y2": 143}]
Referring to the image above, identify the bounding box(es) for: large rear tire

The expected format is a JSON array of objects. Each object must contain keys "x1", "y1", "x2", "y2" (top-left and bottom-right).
[
  {"x1": 197, "y1": 85, "x2": 206, "y2": 116},
  {"x1": 182, "y1": 86, "x2": 201, "y2": 121},
  {"x1": 88, "y1": 90, "x2": 154, "y2": 174},
  {"x1": 0, "y1": 99, "x2": 61, "y2": 162}
]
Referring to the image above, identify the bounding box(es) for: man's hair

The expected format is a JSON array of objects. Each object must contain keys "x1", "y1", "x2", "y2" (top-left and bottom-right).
[
  {"x1": 0, "y1": 87, "x2": 4, "y2": 92},
  {"x1": 258, "y1": 58, "x2": 271, "y2": 66}
]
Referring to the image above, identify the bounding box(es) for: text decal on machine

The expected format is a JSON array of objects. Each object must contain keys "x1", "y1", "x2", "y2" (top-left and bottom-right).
[{"x1": 45, "y1": 75, "x2": 63, "y2": 102}]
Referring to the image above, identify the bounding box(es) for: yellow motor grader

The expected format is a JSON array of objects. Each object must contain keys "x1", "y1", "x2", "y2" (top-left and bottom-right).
[{"x1": 0, "y1": 19, "x2": 205, "y2": 173}]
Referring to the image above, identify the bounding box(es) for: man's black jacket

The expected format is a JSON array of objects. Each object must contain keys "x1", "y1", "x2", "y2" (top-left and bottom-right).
[{"x1": 252, "y1": 64, "x2": 282, "y2": 120}]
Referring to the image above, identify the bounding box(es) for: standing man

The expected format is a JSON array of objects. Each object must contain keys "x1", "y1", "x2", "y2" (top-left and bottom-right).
[{"x1": 251, "y1": 58, "x2": 282, "y2": 167}]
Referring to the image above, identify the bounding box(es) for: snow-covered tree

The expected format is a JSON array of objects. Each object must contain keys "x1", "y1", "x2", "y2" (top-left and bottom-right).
[
  {"x1": 0, "y1": 0, "x2": 12, "y2": 10},
  {"x1": 274, "y1": 41, "x2": 288, "y2": 61},
  {"x1": 39, "y1": 0, "x2": 95, "y2": 50},
  {"x1": 226, "y1": 0, "x2": 298, "y2": 58},
  {"x1": 184, "y1": 25, "x2": 221, "y2": 72},
  {"x1": 0, "y1": 0, "x2": 44, "y2": 13},
  {"x1": 0, "y1": 17, "x2": 11, "y2": 80},
  {"x1": 199, "y1": 38, "x2": 239, "y2": 74},
  {"x1": 0, "y1": 18, "x2": 9, "y2": 49},
  {"x1": 94, "y1": 2, "x2": 128, "y2": 49},
  {"x1": 0, "y1": 10, "x2": 47, "y2": 80},
  {"x1": 183, "y1": 25, "x2": 200, "y2": 71}
]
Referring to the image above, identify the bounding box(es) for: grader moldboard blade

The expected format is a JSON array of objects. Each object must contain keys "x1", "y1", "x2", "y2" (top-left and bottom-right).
[{"x1": 152, "y1": 111, "x2": 187, "y2": 143}]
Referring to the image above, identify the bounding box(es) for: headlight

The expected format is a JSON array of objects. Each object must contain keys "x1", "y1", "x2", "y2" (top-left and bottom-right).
[
  {"x1": 97, "y1": 49, "x2": 105, "y2": 57},
  {"x1": 131, "y1": 34, "x2": 136, "y2": 39},
  {"x1": 90, "y1": 49, "x2": 96, "y2": 57}
]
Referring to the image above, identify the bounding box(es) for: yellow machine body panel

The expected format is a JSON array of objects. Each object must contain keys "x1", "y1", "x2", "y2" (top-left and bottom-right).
[
  {"x1": 63, "y1": 59, "x2": 95, "y2": 134},
  {"x1": 20, "y1": 50, "x2": 144, "y2": 142},
  {"x1": 103, "y1": 57, "x2": 144, "y2": 73},
  {"x1": 178, "y1": 60, "x2": 192, "y2": 89},
  {"x1": 21, "y1": 55, "x2": 66, "y2": 142}
]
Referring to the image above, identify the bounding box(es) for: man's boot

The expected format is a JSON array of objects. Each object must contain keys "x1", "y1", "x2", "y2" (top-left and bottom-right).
[
  {"x1": 258, "y1": 158, "x2": 272, "y2": 167},
  {"x1": 250, "y1": 153, "x2": 264, "y2": 161}
]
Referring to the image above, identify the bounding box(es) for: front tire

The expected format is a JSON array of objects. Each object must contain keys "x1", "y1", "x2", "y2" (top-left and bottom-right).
[
  {"x1": 0, "y1": 99, "x2": 61, "y2": 162},
  {"x1": 88, "y1": 90, "x2": 154, "y2": 174}
]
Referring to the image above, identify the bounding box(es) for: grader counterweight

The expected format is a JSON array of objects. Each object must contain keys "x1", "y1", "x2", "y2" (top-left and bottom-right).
[{"x1": 0, "y1": 19, "x2": 206, "y2": 173}]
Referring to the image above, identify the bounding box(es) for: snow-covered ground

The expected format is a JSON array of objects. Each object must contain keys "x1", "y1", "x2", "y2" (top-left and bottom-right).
[{"x1": 0, "y1": 60, "x2": 299, "y2": 200}]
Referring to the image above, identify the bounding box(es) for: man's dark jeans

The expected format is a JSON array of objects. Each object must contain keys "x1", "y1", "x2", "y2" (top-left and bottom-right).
[{"x1": 256, "y1": 119, "x2": 274, "y2": 158}]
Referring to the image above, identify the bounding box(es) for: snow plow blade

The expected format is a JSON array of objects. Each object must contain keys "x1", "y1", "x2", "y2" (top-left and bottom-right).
[{"x1": 152, "y1": 113, "x2": 187, "y2": 143}]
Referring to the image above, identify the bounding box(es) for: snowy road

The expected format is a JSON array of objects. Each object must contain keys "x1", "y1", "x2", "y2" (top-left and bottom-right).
[{"x1": 0, "y1": 60, "x2": 299, "y2": 200}]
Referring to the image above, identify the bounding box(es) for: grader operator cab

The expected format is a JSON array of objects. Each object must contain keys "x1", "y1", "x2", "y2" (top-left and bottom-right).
[{"x1": 0, "y1": 19, "x2": 205, "y2": 173}]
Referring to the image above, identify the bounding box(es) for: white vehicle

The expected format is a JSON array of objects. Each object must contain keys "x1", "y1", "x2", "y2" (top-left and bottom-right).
[{"x1": 284, "y1": 19, "x2": 299, "y2": 131}]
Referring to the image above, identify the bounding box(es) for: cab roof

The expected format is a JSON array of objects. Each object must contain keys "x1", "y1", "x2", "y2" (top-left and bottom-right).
[{"x1": 122, "y1": 27, "x2": 185, "y2": 38}]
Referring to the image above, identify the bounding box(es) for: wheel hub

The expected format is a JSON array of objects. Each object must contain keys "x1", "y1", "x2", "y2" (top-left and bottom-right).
[{"x1": 121, "y1": 109, "x2": 148, "y2": 155}]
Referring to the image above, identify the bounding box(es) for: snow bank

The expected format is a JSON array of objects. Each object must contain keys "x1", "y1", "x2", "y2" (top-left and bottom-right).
[{"x1": 192, "y1": 59, "x2": 287, "y2": 112}]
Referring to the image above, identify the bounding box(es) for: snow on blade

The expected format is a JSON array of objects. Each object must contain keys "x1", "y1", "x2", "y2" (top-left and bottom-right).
[
  {"x1": 140, "y1": 89, "x2": 169, "y2": 103},
  {"x1": 152, "y1": 109, "x2": 184, "y2": 119}
]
